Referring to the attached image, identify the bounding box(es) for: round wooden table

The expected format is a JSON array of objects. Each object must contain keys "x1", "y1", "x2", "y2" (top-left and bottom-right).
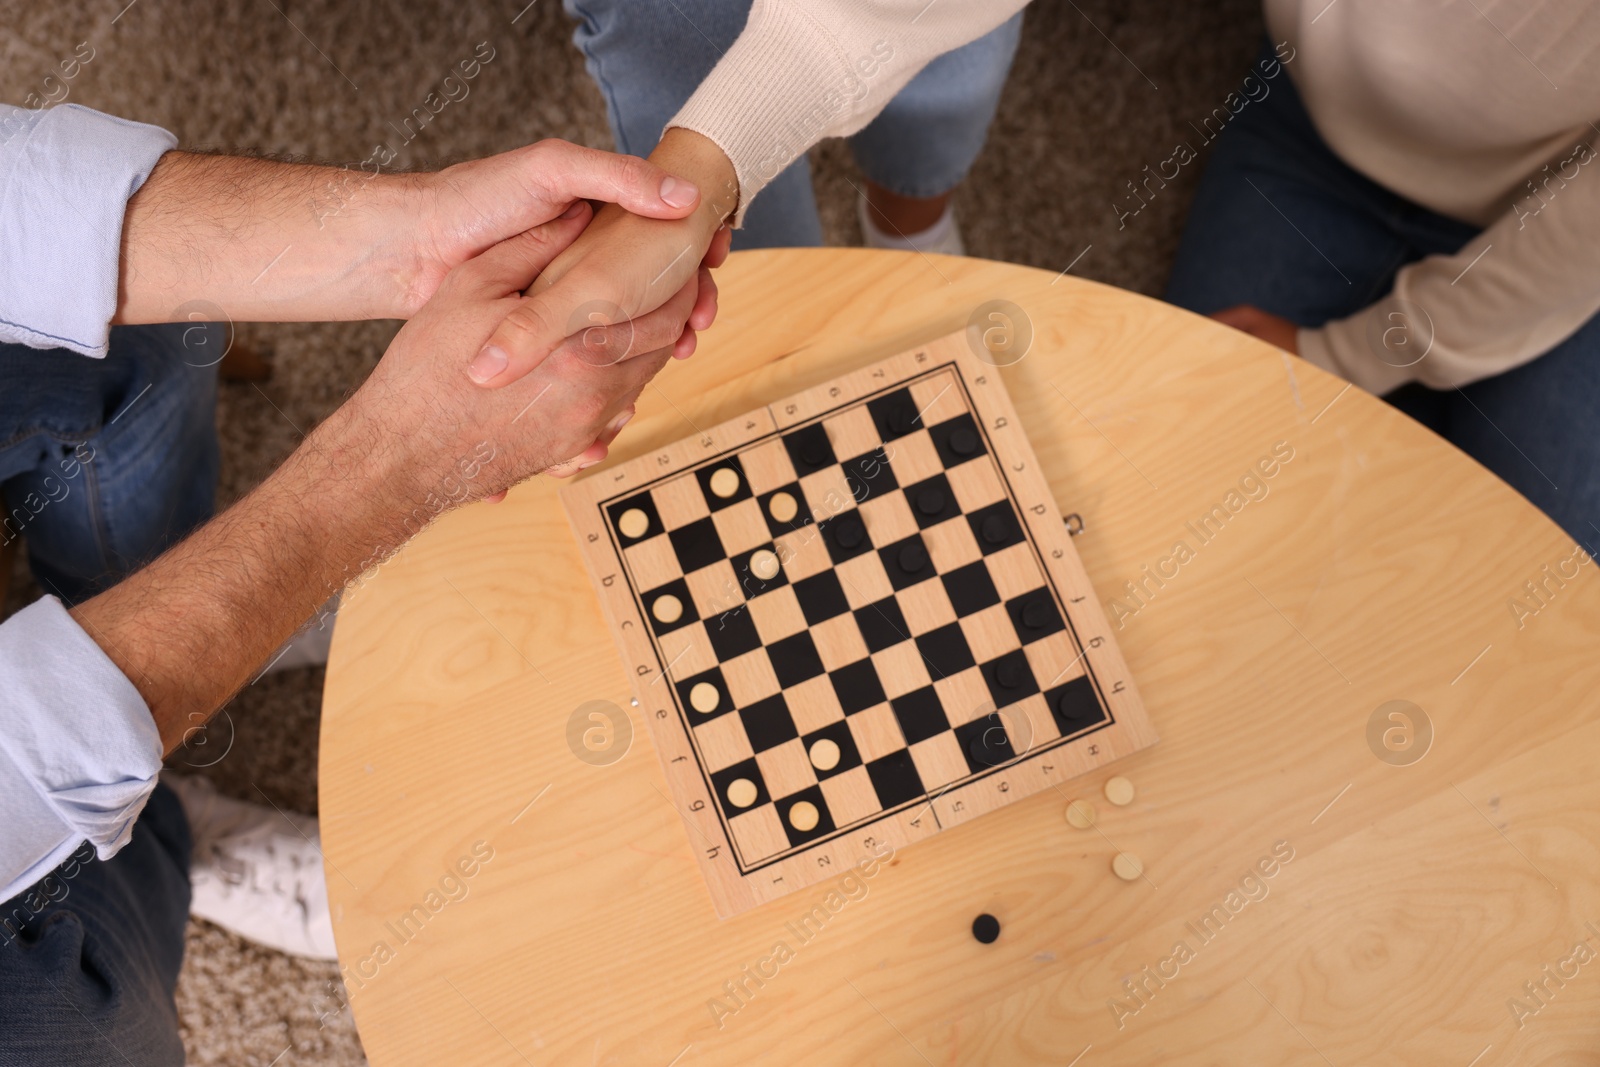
[{"x1": 321, "y1": 248, "x2": 1600, "y2": 1065}]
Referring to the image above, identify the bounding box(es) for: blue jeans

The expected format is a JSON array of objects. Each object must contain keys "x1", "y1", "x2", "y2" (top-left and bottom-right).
[
  {"x1": 0, "y1": 325, "x2": 213, "y2": 1065},
  {"x1": 564, "y1": 0, "x2": 1024, "y2": 248},
  {"x1": 1165, "y1": 47, "x2": 1600, "y2": 548}
]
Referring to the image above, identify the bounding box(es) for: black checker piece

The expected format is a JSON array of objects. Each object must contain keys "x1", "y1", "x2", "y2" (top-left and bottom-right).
[
  {"x1": 1006, "y1": 589, "x2": 1065, "y2": 644},
  {"x1": 980, "y1": 649, "x2": 1040, "y2": 707},
  {"x1": 782, "y1": 423, "x2": 836, "y2": 475},
  {"x1": 880, "y1": 533, "x2": 935, "y2": 591},
  {"x1": 794, "y1": 571, "x2": 851, "y2": 625},
  {"x1": 605, "y1": 493, "x2": 662, "y2": 546},
  {"x1": 905, "y1": 473, "x2": 961, "y2": 528},
  {"x1": 1047, "y1": 675, "x2": 1107, "y2": 733},
  {"x1": 867, "y1": 388, "x2": 923, "y2": 443},
  {"x1": 668, "y1": 516, "x2": 727, "y2": 573},
  {"x1": 930, "y1": 413, "x2": 986, "y2": 467},
  {"x1": 955, "y1": 714, "x2": 1018, "y2": 771},
  {"x1": 819, "y1": 511, "x2": 873, "y2": 565},
  {"x1": 967, "y1": 501, "x2": 1025, "y2": 555},
  {"x1": 739, "y1": 694, "x2": 799, "y2": 752}
]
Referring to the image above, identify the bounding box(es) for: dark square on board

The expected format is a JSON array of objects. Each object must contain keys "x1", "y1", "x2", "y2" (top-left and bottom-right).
[
  {"x1": 1046, "y1": 675, "x2": 1107, "y2": 734},
  {"x1": 767, "y1": 631, "x2": 827, "y2": 687},
  {"x1": 890, "y1": 686, "x2": 949, "y2": 745},
  {"x1": 793, "y1": 571, "x2": 851, "y2": 625},
  {"x1": 913, "y1": 623, "x2": 975, "y2": 680},
  {"x1": 693, "y1": 458, "x2": 753, "y2": 511},
  {"x1": 854, "y1": 597, "x2": 910, "y2": 653},
  {"x1": 1006, "y1": 588, "x2": 1066, "y2": 644},
  {"x1": 842, "y1": 449, "x2": 898, "y2": 503},
  {"x1": 866, "y1": 388, "x2": 923, "y2": 443},
  {"x1": 967, "y1": 500, "x2": 1025, "y2": 556},
  {"x1": 955, "y1": 714, "x2": 1018, "y2": 772},
  {"x1": 605, "y1": 492, "x2": 663, "y2": 546},
  {"x1": 879, "y1": 532, "x2": 936, "y2": 591},
  {"x1": 829, "y1": 659, "x2": 888, "y2": 715},
  {"x1": 942, "y1": 561, "x2": 1001, "y2": 616},
  {"x1": 674, "y1": 667, "x2": 734, "y2": 722},
  {"x1": 739, "y1": 694, "x2": 800, "y2": 752},
  {"x1": 779, "y1": 785, "x2": 837, "y2": 847},
  {"x1": 782, "y1": 423, "x2": 836, "y2": 476},
  {"x1": 818, "y1": 511, "x2": 873, "y2": 565},
  {"x1": 643, "y1": 577, "x2": 698, "y2": 637},
  {"x1": 929, "y1": 413, "x2": 987, "y2": 468},
  {"x1": 706, "y1": 605, "x2": 763, "y2": 660},
  {"x1": 979, "y1": 649, "x2": 1040, "y2": 708},
  {"x1": 903, "y1": 473, "x2": 961, "y2": 529},
  {"x1": 866, "y1": 750, "x2": 925, "y2": 808},
  {"x1": 668, "y1": 516, "x2": 727, "y2": 573}
]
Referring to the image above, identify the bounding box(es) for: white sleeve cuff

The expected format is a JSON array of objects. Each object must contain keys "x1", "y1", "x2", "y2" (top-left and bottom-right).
[
  {"x1": 0, "y1": 103, "x2": 176, "y2": 358},
  {"x1": 0, "y1": 596, "x2": 160, "y2": 904}
]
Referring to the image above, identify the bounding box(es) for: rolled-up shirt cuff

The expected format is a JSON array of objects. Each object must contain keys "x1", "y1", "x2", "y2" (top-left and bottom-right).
[
  {"x1": 0, "y1": 103, "x2": 176, "y2": 358},
  {"x1": 0, "y1": 596, "x2": 160, "y2": 904}
]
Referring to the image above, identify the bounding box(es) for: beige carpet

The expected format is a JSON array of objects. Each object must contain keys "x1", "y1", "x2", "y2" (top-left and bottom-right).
[{"x1": 1, "y1": 0, "x2": 1262, "y2": 1061}]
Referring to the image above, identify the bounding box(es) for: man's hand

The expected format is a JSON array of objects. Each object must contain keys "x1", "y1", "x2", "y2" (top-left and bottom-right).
[
  {"x1": 468, "y1": 128, "x2": 738, "y2": 387},
  {"x1": 115, "y1": 140, "x2": 712, "y2": 326},
  {"x1": 1210, "y1": 305, "x2": 1299, "y2": 354},
  {"x1": 79, "y1": 203, "x2": 686, "y2": 755}
]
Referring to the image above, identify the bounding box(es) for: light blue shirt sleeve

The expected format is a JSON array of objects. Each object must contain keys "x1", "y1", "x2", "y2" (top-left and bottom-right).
[
  {"x1": 0, "y1": 597, "x2": 161, "y2": 904},
  {"x1": 0, "y1": 103, "x2": 177, "y2": 357}
]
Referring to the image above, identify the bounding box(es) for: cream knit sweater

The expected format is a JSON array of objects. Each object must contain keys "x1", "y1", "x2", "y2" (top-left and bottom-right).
[{"x1": 671, "y1": 0, "x2": 1600, "y2": 392}]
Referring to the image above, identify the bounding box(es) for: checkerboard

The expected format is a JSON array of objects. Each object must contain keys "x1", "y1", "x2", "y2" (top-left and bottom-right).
[{"x1": 563, "y1": 332, "x2": 1156, "y2": 917}]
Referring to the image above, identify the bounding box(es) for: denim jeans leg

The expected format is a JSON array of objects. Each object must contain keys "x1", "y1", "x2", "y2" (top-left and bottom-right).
[
  {"x1": 0, "y1": 324, "x2": 218, "y2": 605},
  {"x1": 0, "y1": 783, "x2": 192, "y2": 1067},
  {"x1": 847, "y1": 12, "x2": 1024, "y2": 199},
  {"x1": 563, "y1": 0, "x2": 824, "y2": 248}
]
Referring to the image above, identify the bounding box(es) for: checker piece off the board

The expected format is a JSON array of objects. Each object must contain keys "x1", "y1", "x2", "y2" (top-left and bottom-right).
[{"x1": 562, "y1": 331, "x2": 1156, "y2": 917}]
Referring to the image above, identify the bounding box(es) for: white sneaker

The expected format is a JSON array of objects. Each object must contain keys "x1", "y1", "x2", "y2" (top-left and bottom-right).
[
  {"x1": 163, "y1": 773, "x2": 339, "y2": 961},
  {"x1": 857, "y1": 192, "x2": 966, "y2": 257}
]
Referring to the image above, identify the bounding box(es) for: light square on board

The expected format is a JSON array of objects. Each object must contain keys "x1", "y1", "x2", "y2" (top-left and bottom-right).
[
  {"x1": 729, "y1": 806, "x2": 789, "y2": 864},
  {"x1": 871, "y1": 641, "x2": 933, "y2": 700},
  {"x1": 722, "y1": 646, "x2": 782, "y2": 707},
  {"x1": 959, "y1": 604, "x2": 1021, "y2": 664},
  {"x1": 818, "y1": 766, "x2": 881, "y2": 828},
  {"x1": 922, "y1": 518, "x2": 983, "y2": 573},
  {"x1": 1025, "y1": 631, "x2": 1082, "y2": 688},
  {"x1": 858, "y1": 492, "x2": 918, "y2": 547},
  {"x1": 1011, "y1": 692, "x2": 1062, "y2": 748},
  {"x1": 786, "y1": 673, "x2": 846, "y2": 734},
  {"x1": 622, "y1": 534, "x2": 682, "y2": 592},
  {"x1": 811, "y1": 612, "x2": 869, "y2": 672},
  {"x1": 740, "y1": 438, "x2": 797, "y2": 496},
  {"x1": 755, "y1": 739, "x2": 818, "y2": 799},
  {"x1": 694, "y1": 712, "x2": 755, "y2": 773},
  {"x1": 885, "y1": 429, "x2": 943, "y2": 487},
  {"x1": 775, "y1": 528, "x2": 833, "y2": 582},
  {"x1": 945, "y1": 458, "x2": 1005, "y2": 513},
  {"x1": 835, "y1": 551, "x2": 894, "y2": 609},
  {"x1": 987, "y1": 542, "x2": 1045, "y2": 601},
  {"x1": 909, "y1": 374, "x2": 966, "y2": 427},
  {"x1": 848, "y1": 703, "x2": 908, "y2": 764},
  {"x1": 685, "y1": 559, "x2": 741, "y2": 618},
  {"x1": 909, "y1": 733, "x2": 969, "y2": 790},
  {"x1": 823, "y1": 407, "x2": 881, "y2": 462},
  {"x1": 711, "y1": 496, "x2": 771, "y2": 558},
  {"x1": 895, "y1": 580, "x2": 958, "y2": 637},
  {"x1": 748, "y1": 584, "x2": 808, "y2": 644},
  {"x1": 652, "y1": 475, "x2": 712, "y2": 530},
  {"x1": 933, "y1": 666, "x2": 994, "y2": 726},
  {"x1": 798, "y1": 466, "x2": 855, "y2": 522},
  {"x1": 658, "y1": 622, "x2": 718, "y2": 681}
]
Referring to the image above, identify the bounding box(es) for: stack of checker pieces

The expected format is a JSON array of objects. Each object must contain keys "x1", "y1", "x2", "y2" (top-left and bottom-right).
[{"x1": 562, "y1": 332, "x2": 1155, "y2": 916}]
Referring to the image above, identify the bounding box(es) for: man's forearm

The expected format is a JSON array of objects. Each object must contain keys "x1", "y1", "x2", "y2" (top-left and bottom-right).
[
  {"x1": 70, "y1": 400, "x2": 419, "y2": 755},
  {"x1": 115, "y1": 150, "x2": 423, "y2": 324}
]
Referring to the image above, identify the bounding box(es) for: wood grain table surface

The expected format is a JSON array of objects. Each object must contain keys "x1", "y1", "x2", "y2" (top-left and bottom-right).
[{"x1": 321, "y1": 248, "x2": 1600, "y2": 1066}]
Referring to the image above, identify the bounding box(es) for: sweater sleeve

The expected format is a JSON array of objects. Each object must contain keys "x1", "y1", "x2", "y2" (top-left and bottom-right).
[
  {"x1": 668, "y1": 0, "x2": 1030, "y2": 223},
  {"x1": 0, "y1": 103, "x2": 175, "y2": 357},
  {"x1": 1298, "y1": 141, "x2": 1600, "y2": 394}
]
